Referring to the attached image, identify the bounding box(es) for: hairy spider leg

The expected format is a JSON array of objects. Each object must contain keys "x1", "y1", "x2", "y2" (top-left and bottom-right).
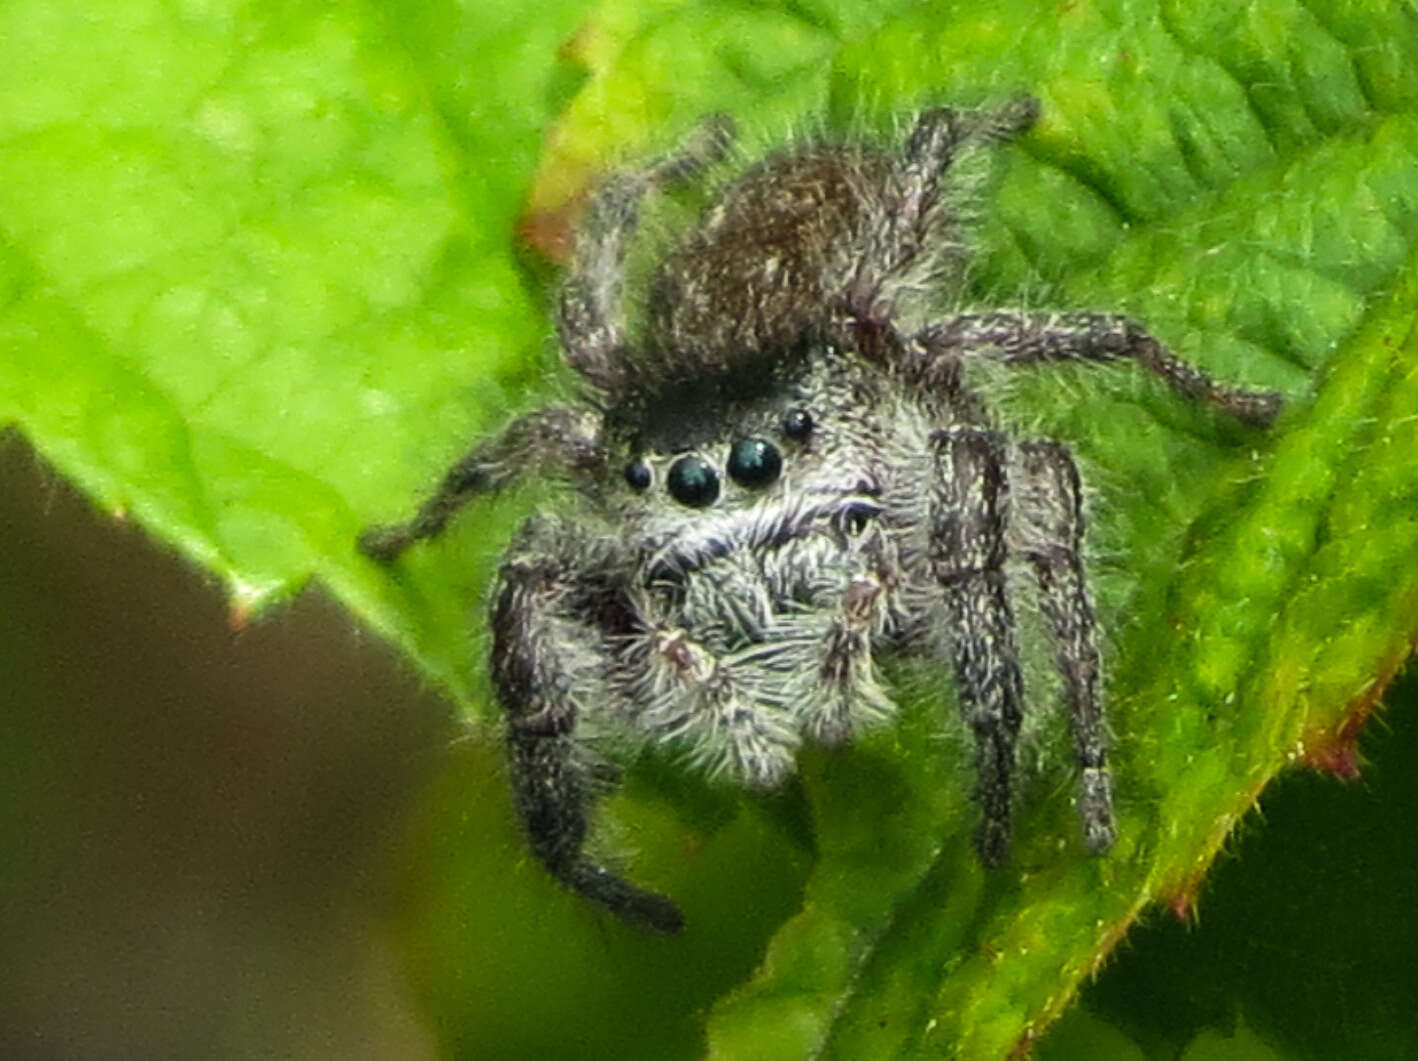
[
  {"x1": 847, "y1": 96, "x2": 1039, "y2": 320},
  {"x1": 359, "y1": 117, "x2": 737, "y2": 564},
  {"x1": 929, "y1": 427, "x2": 1026, "y2": 866},
  {"x1": 357, "y1": 406, "x2": 603, "y2": 563},
  {"x1": 558, "y1": 115, "x2": 736, "y2": 392},
  {"x1": 1013, "y1": 441, "x2": 1115, "y2": 853},
  {"x1": 918, "y1": 311, "x2": 1283, "y2": 427},
  {"x1": 491, "y1": 524, "x2": 685, "y2": 934}
]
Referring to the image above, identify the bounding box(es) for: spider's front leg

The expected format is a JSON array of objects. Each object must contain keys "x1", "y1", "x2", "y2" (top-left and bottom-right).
[
  {"x1": 1012, "y1": 441, "x2": 1115, "y2": 853},
  {"x1": 358, "y1": 406, "x2": 603, "y2": 563},
  {"x1": 492, "y1": 520, "x2": 684, "y2": 934},
  {"x1": 928, "y1": 427, "x2": 1025, "y2": 865}
]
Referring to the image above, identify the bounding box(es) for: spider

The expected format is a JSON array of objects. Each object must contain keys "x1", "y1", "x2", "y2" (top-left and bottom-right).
[{"x1": 360, "y1": 97, "x2": 1280, "y2": 933}]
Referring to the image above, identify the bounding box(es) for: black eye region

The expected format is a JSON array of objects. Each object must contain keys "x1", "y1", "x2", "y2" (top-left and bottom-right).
[
  {"x1": 624, "y1": 459, "x2": 652, "y2": 492},
  {"x1": 727, "y1": 438, "x2": 782, "y2": 488},
  {"x1": 782, "y1": 408, "x2": 814, "y2": 440},
  {"x1": 667, "y1": 455, "x2": 720, "y2": 507}
]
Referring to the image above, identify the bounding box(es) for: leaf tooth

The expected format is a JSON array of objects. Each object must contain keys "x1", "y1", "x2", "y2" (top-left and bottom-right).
[
  {"x1": 1166, "y1": 887, "x2": 1198, "y2": 925},
  {"x1": 228, "y1": 602, "x2": 252, "y2": 632},
  {"x1": 1007, "y1": 1026, "x2": 1038, "y2": 1061},
  {"x1": 1299, "y1": 730, "x2": 1364, "y2": 781},
  {"x1": 1297, "y1": 697, "x2": 1384, "y2": 781}
]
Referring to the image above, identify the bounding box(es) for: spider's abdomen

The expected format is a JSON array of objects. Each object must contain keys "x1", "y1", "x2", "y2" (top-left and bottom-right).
[{"x1": 646, "y1": 148, "x2": 887, "y2": 372}]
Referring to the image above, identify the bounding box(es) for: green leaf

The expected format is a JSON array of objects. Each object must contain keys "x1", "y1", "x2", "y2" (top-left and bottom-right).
[
  {"x1": 1041, "y1": 670, "x2": 1418, "y2": 1061},
  {"x1": 0, "y1": 0, "x2": 590, "y2": 698},
  {"x1": 3, "y1": 1, "x2": 1415, "y2": 1058}
]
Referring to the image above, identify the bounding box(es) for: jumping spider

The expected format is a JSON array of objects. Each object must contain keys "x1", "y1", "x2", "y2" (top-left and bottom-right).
[{"x1": 361, "y1": 97, "x2": 1280, "y2": 933}]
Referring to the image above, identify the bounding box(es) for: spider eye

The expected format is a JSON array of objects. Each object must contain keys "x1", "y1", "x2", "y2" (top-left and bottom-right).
[
  {"x1": 782, "y1": 408, "x2": 814, "y2": 440},
  {"x1": 624, "y1": 459, "x2": 652, "y2": 492},
  {"x1": 667, "y1": 455, "x2": 720, "y2": 507},
  {"x1": 727, "y1": 438, "x2": 782, "y2": 488}
]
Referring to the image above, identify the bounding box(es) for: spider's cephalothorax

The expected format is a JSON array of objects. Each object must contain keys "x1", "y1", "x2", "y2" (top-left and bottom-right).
[{"x1": 361, "y1": 99, "x2": 1281, "y2": 933}]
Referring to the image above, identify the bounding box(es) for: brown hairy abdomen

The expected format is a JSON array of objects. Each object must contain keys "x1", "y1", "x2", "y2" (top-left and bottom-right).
[{"x1": 647, "y1": 148, "x2": 885, "y2": 372}]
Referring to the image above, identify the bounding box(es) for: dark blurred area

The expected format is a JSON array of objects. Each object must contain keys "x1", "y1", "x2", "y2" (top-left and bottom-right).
[
  {"x1": 0, "y1": 431, "x2": 449, "y2": 1058},
  {"x1": 0, "y1": 428, "x2": 809, "y2": 1061}
]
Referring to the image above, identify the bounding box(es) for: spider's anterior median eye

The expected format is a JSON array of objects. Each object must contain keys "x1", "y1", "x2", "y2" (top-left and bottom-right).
[
  {"x1": 782, "y1": 408, "x2": 814, "y2": 440},
  {"x1": 624, "y1": 459, "x2": 652, "y2": 492},
  {"x1": 727, "y1": 438, "x2": 782, "y2": 488},
  {"x1": 667, "y1": 455, "x2": 719, "y2": 507}
]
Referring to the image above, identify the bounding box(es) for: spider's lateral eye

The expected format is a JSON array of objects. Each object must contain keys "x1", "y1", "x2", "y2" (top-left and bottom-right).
[
  {"x1": 727, "y1": 438, "x2": 782, "y2": 488},
  {"x1": 782, "y1": 408, "x2": 814, "y2": 440},
  {"x1": 624, "y1": 459, "x2": 652, "y2": 492},
  {"x1": 667, "y1": 455, "x2": 720, "y2": 507}
]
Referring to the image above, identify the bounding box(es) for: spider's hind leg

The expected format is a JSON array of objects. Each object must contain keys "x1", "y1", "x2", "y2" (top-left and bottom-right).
[
  {"x1": 848, "y1": 96, "x2": 1038, "y2": 318},
  {"x1": 558, "y1": 115, "x2": 736, "y2": 392},
  {"x1": 917, "y1": 311, "x2": 1282, "y2": 427}
]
